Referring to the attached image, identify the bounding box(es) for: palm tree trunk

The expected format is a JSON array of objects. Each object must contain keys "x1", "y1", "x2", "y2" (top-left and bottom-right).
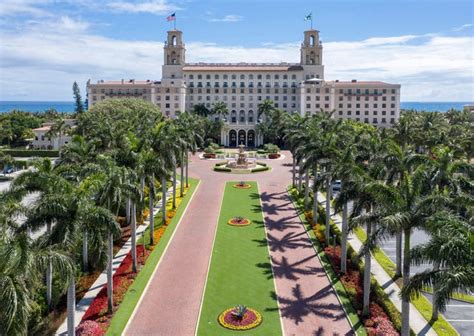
[
  {"x1": 304, "y1": 169, "x2": 310, "y2": 210},
  {"x1": 432, "y1": 261, "x2": 440, "y2": 320},
  {"x1": 46, "y1": 222, "x2": 52, "y2": 308},
  {"x1": 172, "y1": 163, "x2": 177, "y2": 209},
  {"x1": 401, "y1": 228, "x2": 411, "y2": 336},
  {"x1": 180, "y1": 153, "x2": 184, "y2": 197},
  {"x1": 312, "y1": 165, "x2": 318, "y2": 226},
  {"x1": 395, "y1": 232, "x2": 402, "y2": 277},
  {"x1": 362, "y1": 221, "x2": 372, "y2": 317},
  {"x1": 298, "y1": 161, "x2": 303, "y2": 194},
  {"x1": 341, "y1": 201, "x2": 348, "y2": 273},
  {"x1": 126, "y1": 198, "x2": 131, "y2": 225},
  {"x1": 185, "y1": 151, "x2": 189, "y2": 188},
  {"x1": 67, "y1": 277, "x2": 75, "y2": 336},
  {"x1": 149, "y1": 175, "x2": 154, "y2": 246},
  {"x1": 82, "y1": 231, "x2": 88, "y2": 272},
  {"x1": 292, "y1": 154, "x2": 296, "y2": 187},
  {"x1": 107, "y1": 231, "x2": 113, "y2": 314},
  {"x1": 131, "y1": 202, "x2": 137, "y2": 273},
  {"x1": 162, "y1": 176, "x2": 167, "y2": 224},
  {"x1": 325, "y1": 175, "x2": 332, "y2": 245}
]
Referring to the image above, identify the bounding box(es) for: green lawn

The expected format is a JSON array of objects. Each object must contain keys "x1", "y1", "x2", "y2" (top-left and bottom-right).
[
  {"x1": 196, "y1": 181, "x2": 283, "y2": 335},
  {"x1": 106, "y1": 177, "x2": 199, "y2": 335}
]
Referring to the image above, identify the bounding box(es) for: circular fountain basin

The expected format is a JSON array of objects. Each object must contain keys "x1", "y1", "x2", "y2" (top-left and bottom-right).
[{"x1": 214, "y1": 160, "x2": 270, "y2": 174}]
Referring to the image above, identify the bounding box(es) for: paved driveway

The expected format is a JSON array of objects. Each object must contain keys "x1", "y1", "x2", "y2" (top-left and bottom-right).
[{"x1": 125, "y1": 151, "x2": 353, "y2": 335}]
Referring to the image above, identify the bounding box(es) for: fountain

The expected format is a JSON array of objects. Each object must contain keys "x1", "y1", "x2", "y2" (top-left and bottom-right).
[
  {"x1": 226, "y1": 144, "x2": 256, "y2": 169},
  {"x1": 213, "y1": 143, "x2": 270, "y2": 173}
]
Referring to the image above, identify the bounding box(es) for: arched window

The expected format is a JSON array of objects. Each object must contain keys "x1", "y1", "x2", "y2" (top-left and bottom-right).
[
  {"x1": 171, "y1": 51, "x2": 177, "y2": 64},
  {"x1": 248, "y1": 110, "x2": 254, "y2": 123},
  {"x1": 310, "y1": 35, "x2": 315, "y2": 46},
  {"x1": 231, "y1": 110, "x2": 237, "y2": 123},
  {"x1": 239, "y1": 110, "x2": 245, "y2": 123},
  {"x1": 171, "y1": 35, "x2": 177, "y2": 46}
]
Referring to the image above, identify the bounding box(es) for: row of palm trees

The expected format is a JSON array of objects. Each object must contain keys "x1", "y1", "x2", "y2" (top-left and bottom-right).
[
  {"x1": 285, "y1": 109, "x2": 473, "y2": 335},
  {"x1": 0, "y1": 99, "x2": 204, "y2": 335}
]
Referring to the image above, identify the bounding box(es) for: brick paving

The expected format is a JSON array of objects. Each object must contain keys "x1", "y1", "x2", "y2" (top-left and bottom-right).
[{"x1": 125, "y1": 151, "x2": 353, "y2": 335}]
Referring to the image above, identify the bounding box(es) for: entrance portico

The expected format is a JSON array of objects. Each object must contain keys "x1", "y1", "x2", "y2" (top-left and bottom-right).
[{"x1": 222, "y1": 128, "x2": 262, "y2": 148}]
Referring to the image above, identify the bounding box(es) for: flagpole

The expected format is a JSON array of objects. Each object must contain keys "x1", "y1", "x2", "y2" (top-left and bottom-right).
[{"x1": 174, "y1": 15, "x2": 176, "y2": 30}]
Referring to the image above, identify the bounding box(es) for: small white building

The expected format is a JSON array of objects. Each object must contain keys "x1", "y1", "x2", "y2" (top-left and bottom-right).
[{"x1": 31, "y1": 120, "x2": 75, "y2": 150}]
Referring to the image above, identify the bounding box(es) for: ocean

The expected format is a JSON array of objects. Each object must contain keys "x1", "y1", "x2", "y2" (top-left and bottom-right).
[{"x1": 0, "y1": 101, "x2": 472, "y2": 114}]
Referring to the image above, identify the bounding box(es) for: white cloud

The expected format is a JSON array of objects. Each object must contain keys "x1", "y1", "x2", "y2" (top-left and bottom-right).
[
  {"x1": 107, "y1": 0, "x2": 180, "y2": 15},
  {"x1": 453, "y1": 23, "x2": 473, "y2": 31},
  {"x1": 0, "y1": 19, "x2": 472, "y2": 102},
  {"x1": 208, "y1": 15, "x2": 243, "y2": 22},
  {"x1": 0, "y1": 0, "x2": 52, "y2": 17}
]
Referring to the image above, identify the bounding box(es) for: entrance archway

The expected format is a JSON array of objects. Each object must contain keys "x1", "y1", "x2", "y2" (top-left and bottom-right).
[
  {"x1": 229, "y1": 130, "x2": 237, "y2": 147},
  {"x1": 238, "y1": 130, "x2": 246, "y2": 146},
  {"x1": 247, "y1": 130, "x2": 255, "y2": 147}
]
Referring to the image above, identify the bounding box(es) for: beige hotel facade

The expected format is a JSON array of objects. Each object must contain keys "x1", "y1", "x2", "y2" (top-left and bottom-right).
[{"x1": 87, "y1": 28, "x2": 401, "y2": 147}]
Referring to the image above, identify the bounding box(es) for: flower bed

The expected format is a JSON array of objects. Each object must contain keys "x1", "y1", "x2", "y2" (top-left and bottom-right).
[
  {"x1": 232, "y1": 182, "x2": 252, "y2": 189},
  {"x1": 227, "y1": 217, "x2": 251, "y2": 226},
  {"x1": 303, "y1": 208, "x2": 399, "y2": 335},
  {"x1": 203, "y1": 153, "x2": 216, "y2": 159},
  {"x1": 218, "y1": 307, "x2": 262, "y2": 330},
  {"x1": 77, "y1": 190, "x2": 183, "y2": 335},
  {"x1": 268, "y1": 153, "x2": 280, "y2": 159}
]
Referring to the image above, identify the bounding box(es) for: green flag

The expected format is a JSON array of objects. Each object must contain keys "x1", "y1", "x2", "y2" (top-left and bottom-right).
[{"x1": 304, "y1": 13, "x2": 312, "y2": 21}]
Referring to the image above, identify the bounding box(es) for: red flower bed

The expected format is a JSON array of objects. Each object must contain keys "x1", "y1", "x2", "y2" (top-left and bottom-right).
[
  {"x1": 77, "y1": 190, "x2": 187, "y2": 335},
  {"x1": 218, "y1": 307, "x2": 262, "y2": 330},
  {"x1": 80, "y1": 245, "x2": 150, "y2": 329},
  {"x1": 324, "y1": 246, "x2": 398, "y2": 335},
  {"x1": 268, "y1": 153, "x2": 280, "y2": 159},
  {"x1": 203, "y1": 153, "x2": 216, "y2": 159}
]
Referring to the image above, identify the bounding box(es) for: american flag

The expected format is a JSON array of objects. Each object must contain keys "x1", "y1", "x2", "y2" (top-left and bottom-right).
[{"x1": 167, "y1": 13, "x2": 176, "y2": 21}]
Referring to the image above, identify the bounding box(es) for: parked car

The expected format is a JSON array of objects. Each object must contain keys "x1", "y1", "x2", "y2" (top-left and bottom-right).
[
  {"x1": 332, "y1": 180, "x2": 341, "y2": 193},
  {"x1": 3, "y1": 167, "x2": 14, "y2": 174}
]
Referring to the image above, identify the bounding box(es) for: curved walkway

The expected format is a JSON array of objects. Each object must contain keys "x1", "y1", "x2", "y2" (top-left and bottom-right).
[{"x1": 125, "y1": 151, "x2": 352, "y2": 335}]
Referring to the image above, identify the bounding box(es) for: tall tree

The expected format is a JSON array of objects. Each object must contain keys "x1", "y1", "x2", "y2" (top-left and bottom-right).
[{"x1": 73, "y1": 81, "x2": 84, "y2": 114}]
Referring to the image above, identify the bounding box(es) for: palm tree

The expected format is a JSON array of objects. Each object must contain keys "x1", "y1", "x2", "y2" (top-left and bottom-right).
[
  {"x1": 97, "y1": 163, "x2": 133, "y2": 314},
  {"x1": 0, "y1": 232, "x2": 73, "y2": 335},
  {"x1": 13, "y1": 158, "x2": 71, "y2": 308},
  {"x1": 402, "y1": 211, "x2": 473, "y2": 321}
]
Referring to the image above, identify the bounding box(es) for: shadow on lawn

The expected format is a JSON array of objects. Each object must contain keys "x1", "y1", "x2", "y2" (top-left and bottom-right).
[
  {"x1": 267, "y1": 284, "x2": 347, "y2": 325},
  {"x1": 256, "y1": 255, "x2": 325, "y2": 281}
]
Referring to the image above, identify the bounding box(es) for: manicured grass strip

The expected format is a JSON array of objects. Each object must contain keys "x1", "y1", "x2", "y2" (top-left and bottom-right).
[
  {"x1": 197, "y1": 181, "x2": 282, "y2": 335},
  {"x1": 106, "y1": 178, "x2": 199, "y2": 336},
  {"x1": 287, "y1": 187, "x2": 366, "y2": 336},
  {"x1": 353, "y1": 228, "x2": 459, "y2": 336}
]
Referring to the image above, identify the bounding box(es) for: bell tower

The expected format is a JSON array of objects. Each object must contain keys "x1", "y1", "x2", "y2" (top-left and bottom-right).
[
  {"x1": 300, "y1": 29, "x2": 324, "y2": 80},
  {"x1": 164, "y1": 30, "x2": 185, "y2": 65},
  {"x1": 301, "y1": 29, "x2": 322, "y2": 65}
]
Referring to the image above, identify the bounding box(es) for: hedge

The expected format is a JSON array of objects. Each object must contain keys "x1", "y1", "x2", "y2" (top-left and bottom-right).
[
  {"x1": 3, "y1": 149, "x2": 59, "y2": 157},
  {"x1": 256, "y1": 161, "x2": 267, "y2": 167},
  {"x1": 213, "y1": 166, "x2": 231, "y2": 172},
  {"x1": 251, "y1": 166, "x2": 270, "y2": 173}
]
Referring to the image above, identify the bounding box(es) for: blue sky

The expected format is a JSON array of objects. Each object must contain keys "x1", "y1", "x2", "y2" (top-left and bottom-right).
[{"x1": 0, "y1": 0, "x2": 473, "y2": 101}]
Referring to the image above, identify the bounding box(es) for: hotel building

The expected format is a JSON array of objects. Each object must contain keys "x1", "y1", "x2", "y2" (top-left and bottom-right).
[{"x1": 87, "y1": 28, "x2": 401, "y2": 147}]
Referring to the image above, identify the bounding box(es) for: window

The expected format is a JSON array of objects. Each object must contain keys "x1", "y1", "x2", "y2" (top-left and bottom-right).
[{"x1": 306, "y1": 103, "x2": 311, "y2": 108}]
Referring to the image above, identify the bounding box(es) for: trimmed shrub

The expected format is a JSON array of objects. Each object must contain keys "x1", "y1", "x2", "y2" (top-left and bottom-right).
[
  {"x1": 214, "y1": 166, "x2": 231, "y2": 172},
  {"x1": 251, "y1": 166, "x2": 269, "y2": 173},
  {"x1": 256, "y1": 161, "x2": 267, "y2": 167},
  {"x1": 263, "y1": 143, "x2": 280, "y2": 154}
]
